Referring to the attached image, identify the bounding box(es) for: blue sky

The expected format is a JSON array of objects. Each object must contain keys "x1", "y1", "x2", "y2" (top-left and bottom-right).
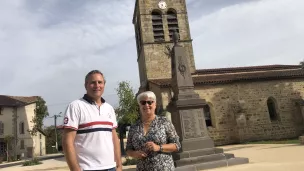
[{"x1": 0, "y1": 0, "x2": 303, "y2": 127}]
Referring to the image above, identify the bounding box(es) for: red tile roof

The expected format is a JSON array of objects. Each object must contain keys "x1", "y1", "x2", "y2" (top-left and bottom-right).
[
  {"x1": 194, "y1": 65, "x2": 301, "y2": 75},
  {"x1": 0, "y1": 95, "x2": 39, "y2": 107},
  {"x1": 149, "y1": 65, "x2": 304, "y2": 87}
]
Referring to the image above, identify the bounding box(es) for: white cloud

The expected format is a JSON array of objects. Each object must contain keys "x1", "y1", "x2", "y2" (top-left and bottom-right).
[
  {"x1": 191, "y1": 0, "x2": 304, "y2": 68},
  {"x1": 0, "y1": 0, "x2": 138, "y2": 125},
  {"x1": 0, "y1": 0, "x2": 302, "y2": 126}
]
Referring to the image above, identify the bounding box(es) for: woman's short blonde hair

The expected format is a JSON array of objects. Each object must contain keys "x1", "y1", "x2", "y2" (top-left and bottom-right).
[{"x1": 137, "y1": 91, "x2": 157, "y2": 104}]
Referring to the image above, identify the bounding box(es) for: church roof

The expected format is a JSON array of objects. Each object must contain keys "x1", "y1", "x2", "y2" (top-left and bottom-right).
[
  {"x1": 149, "y1": 65, "x2": 304, "y2": 87},
  {"x1": 0, "y1": 95, "x2": 38, "y2": 107},
  {"x1": 194, "y1": 65, "x2": 301, "y2": 75}
]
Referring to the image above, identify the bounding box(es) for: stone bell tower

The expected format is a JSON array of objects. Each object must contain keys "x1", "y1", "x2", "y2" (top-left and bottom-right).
[{"x1": 132, "y1": 0, "x2": 196, "y2": 88}]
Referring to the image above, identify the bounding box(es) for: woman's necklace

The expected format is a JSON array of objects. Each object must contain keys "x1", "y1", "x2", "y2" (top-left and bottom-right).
[
  {"x1": 142, "y1": 120, "x2": 153, "y2": 136},
  {"x1": 142, "y1": 120, "x2": 152, "y2": 125},
  {"x1": 142, "y1": 117, "x2": 154, "y2": 125}
]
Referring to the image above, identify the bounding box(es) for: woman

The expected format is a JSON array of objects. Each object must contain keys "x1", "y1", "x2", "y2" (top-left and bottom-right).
[{"x1": 126, "y1": 91, "x2": 181, "y2": 171}]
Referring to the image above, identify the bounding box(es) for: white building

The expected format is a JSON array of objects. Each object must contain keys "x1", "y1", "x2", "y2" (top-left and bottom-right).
[{"x1": 0, "y1": 95, "x2": 46, "y2": 160}]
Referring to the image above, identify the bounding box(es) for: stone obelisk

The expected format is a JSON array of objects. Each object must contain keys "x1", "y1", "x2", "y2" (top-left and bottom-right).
[{"x1": 167, "y1": 31, "x2": 249, "y2": 171}]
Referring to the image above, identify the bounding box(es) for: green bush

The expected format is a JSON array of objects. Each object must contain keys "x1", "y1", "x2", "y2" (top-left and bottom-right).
[{"x1": 22, "y1": 158, "x2": 42, "y2": 166}]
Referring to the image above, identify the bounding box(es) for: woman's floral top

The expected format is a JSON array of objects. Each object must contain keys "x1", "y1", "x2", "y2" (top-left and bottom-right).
[{"x1": 126, "y1": 115, "x2": 181, "y2": 171}]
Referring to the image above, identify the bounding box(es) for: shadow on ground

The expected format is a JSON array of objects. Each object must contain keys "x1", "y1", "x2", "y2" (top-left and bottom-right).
[
  {"x1": 53, "y1": 157, "x2": 65, "y2": 162},
  {"x1": 223, "y1": 145, "x2": 256, "y2": 152},
  {"x1": 26, "y1": 166, "x2": 68, "y2": 171},
  {"x1": 257, "y1": 144, "x2": 302, "y2": 150}
]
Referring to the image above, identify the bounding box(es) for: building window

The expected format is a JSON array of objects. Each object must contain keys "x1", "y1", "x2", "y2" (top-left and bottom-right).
[
  {"x1": 0, "y1": 142, "x2": 5, "y2": 154},
  {"x1": 20, "y1": 140, "x2": 24, "y2": 149},
  {"x1": 167, "y1": 9, "x2": 179, "y2": 41},
  {"x1": 19, "y1": 122, "x2": 25, "y2": 134},
  {"x1": 267, "y1": 97, "x2": 279, "y2": 121},
  {"x1": 0, "y1": 121, "x2": 3, "y2": 135},
  {"x1": 203, "y1": 104, "x2": 212, "y2": 127},
  {"x1": 152, "y1": 10, "x2": 165, "y2": 42}
]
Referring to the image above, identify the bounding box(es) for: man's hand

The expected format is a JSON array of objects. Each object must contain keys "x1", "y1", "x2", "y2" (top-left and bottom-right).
[
  {"x1": 116, "y1": 164, "x2": 123, "y2": 171},
  {"x1": 133, "y1": 150, "x2": 147, "y2": 159},
  {"x1": 62, "y1": 128, "x2": 81, "y2": 171}
]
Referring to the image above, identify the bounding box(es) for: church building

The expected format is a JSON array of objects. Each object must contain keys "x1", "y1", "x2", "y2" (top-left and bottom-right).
[{"x1": 132, "y1": 0, "x2": 304, "y2": 145}]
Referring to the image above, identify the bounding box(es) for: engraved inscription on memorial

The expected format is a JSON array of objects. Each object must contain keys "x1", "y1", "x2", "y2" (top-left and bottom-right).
[
  {"x1": 193, "y1": 111, "x2": 200, "y2": 137},
  {"x1": 197, "y1": 109, "x2": 205, "y2": 136},
  {"x1": 182, "y1": 109, "x2": 205, "y2": 139},
  {"x1": 182, "y1": 110, "x2": 193, "y2": 139}
]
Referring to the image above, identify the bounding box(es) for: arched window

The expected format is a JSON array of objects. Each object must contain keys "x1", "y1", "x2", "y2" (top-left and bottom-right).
[
  {"x1": 151, "y1": 10, "x2": 164, "y2": 42},
  {"x1": 294, "y1": 103, "x2": 304, "y2": 124},
  {"x1": 19, "y1": 122, "x2": 24, "y2": 134},
  {"x1": 267, "y1": 97, "x2": 279, "y2": 121},
  {"x1": 167, "y1": 9, "x2": 179, "y2": 41},
  {"x1": 203, "y1": 104, "x2": 213, "y2": 127},
  {"x1": 0, "y1": 121, "x2": 4, "y2": 135}
]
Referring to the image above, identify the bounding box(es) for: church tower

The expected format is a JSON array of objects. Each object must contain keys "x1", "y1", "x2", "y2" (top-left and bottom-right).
[{"x1": 132, "y1": 0, "x2": 196, "y2": 87}]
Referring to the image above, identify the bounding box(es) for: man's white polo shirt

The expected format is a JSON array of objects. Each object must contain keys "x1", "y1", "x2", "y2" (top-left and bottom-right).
[{"x1": 63, "y1": 94, "x2": 118, "y2": 170}]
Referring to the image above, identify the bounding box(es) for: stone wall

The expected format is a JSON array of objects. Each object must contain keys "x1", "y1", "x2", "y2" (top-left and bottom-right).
[
  {"x1": 154, "y1": 79, "x2": 304, "y2": 146},
  {"x1": 143, "y1": 42, "x2": 195, "y2": 79},
  {"x1": 196, "y1": 79, "x2": 304, "y2": 145}
]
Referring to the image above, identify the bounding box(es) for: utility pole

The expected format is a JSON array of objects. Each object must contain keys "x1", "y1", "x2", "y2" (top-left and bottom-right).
[{"x1": 52, "y1": 112, "x2": 62, "y2": 152}]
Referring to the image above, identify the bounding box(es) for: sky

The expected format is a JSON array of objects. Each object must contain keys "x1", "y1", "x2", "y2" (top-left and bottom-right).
[{"x1": 0, "y1": 0, "x2": 303, "y2": 127}]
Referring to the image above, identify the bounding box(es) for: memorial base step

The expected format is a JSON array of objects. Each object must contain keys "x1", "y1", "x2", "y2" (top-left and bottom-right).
[{"x1": 174, "y1": 157, "x2": 249, "y2": 171}]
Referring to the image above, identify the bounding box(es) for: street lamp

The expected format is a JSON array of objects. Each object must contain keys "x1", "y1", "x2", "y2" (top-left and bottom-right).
[{"x1": 53, "y1": 112, "x2": 62, "y2": 152}]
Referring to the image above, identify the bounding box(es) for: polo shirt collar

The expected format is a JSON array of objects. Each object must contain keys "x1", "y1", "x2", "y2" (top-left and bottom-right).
[{"x1": 82, "y1": 94, "x2": 105, "y2": 104}]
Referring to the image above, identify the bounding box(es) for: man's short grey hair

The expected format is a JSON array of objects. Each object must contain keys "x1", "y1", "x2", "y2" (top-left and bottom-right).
[
  {"x1": 137, "y1": 91, "x2": 157, "y2": 104},
  {"x1": 85, "y1": 70, "x2": 106, "y2": 84}
]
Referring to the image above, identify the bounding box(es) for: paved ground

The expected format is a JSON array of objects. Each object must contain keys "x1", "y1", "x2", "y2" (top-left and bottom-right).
[
  {"x1": 203, "y1": 143, "x2": 304, "y2": 171},
  {"x1": 2, "y1": 143, "x2": 304, "y2": 171},
  {"x1": 3, "y1": 157, "x2": 68, "y2": 171},
  {"x1": 0, "y1": 153, "x2": 64, "y2": 169}
]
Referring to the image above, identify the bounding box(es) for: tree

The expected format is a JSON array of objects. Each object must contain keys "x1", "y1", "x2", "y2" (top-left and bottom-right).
[
  {"x1": 43, "y1": 126, "x2": 62, "y2": 154},
  {"x1": 115, "y1": 81, "x2": 139, "y2": 155},
  {"x1": 300, "y1": 60, "x2": 304, "y2": 69},
  {"x1": 115, "y1": 81, "x2": 139, "y2": 125},
  {"x1": 4, "y1": 135, "x2": 13, "y2": 161},
  {"x1": 28, "y1": 96, "x2": 49, "y2": 136}
]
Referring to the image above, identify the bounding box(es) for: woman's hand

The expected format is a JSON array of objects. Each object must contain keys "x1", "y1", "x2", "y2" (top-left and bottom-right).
[
  {"x1": 145, "y1": 141, "x2": 160, "y2": 152},
  {"x1": 133, "y1": 150, "x2": 147, "y2": 159}
]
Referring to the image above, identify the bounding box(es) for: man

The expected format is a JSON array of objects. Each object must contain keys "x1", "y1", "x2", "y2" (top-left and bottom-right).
[{"x1": 62, "y1": 70, "x2": 122, "y2": 171}]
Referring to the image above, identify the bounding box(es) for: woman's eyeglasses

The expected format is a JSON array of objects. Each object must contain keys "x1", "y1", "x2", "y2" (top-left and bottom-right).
[{"x1": 140, "y1": 100, "x2": 154, "y2": 105}]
